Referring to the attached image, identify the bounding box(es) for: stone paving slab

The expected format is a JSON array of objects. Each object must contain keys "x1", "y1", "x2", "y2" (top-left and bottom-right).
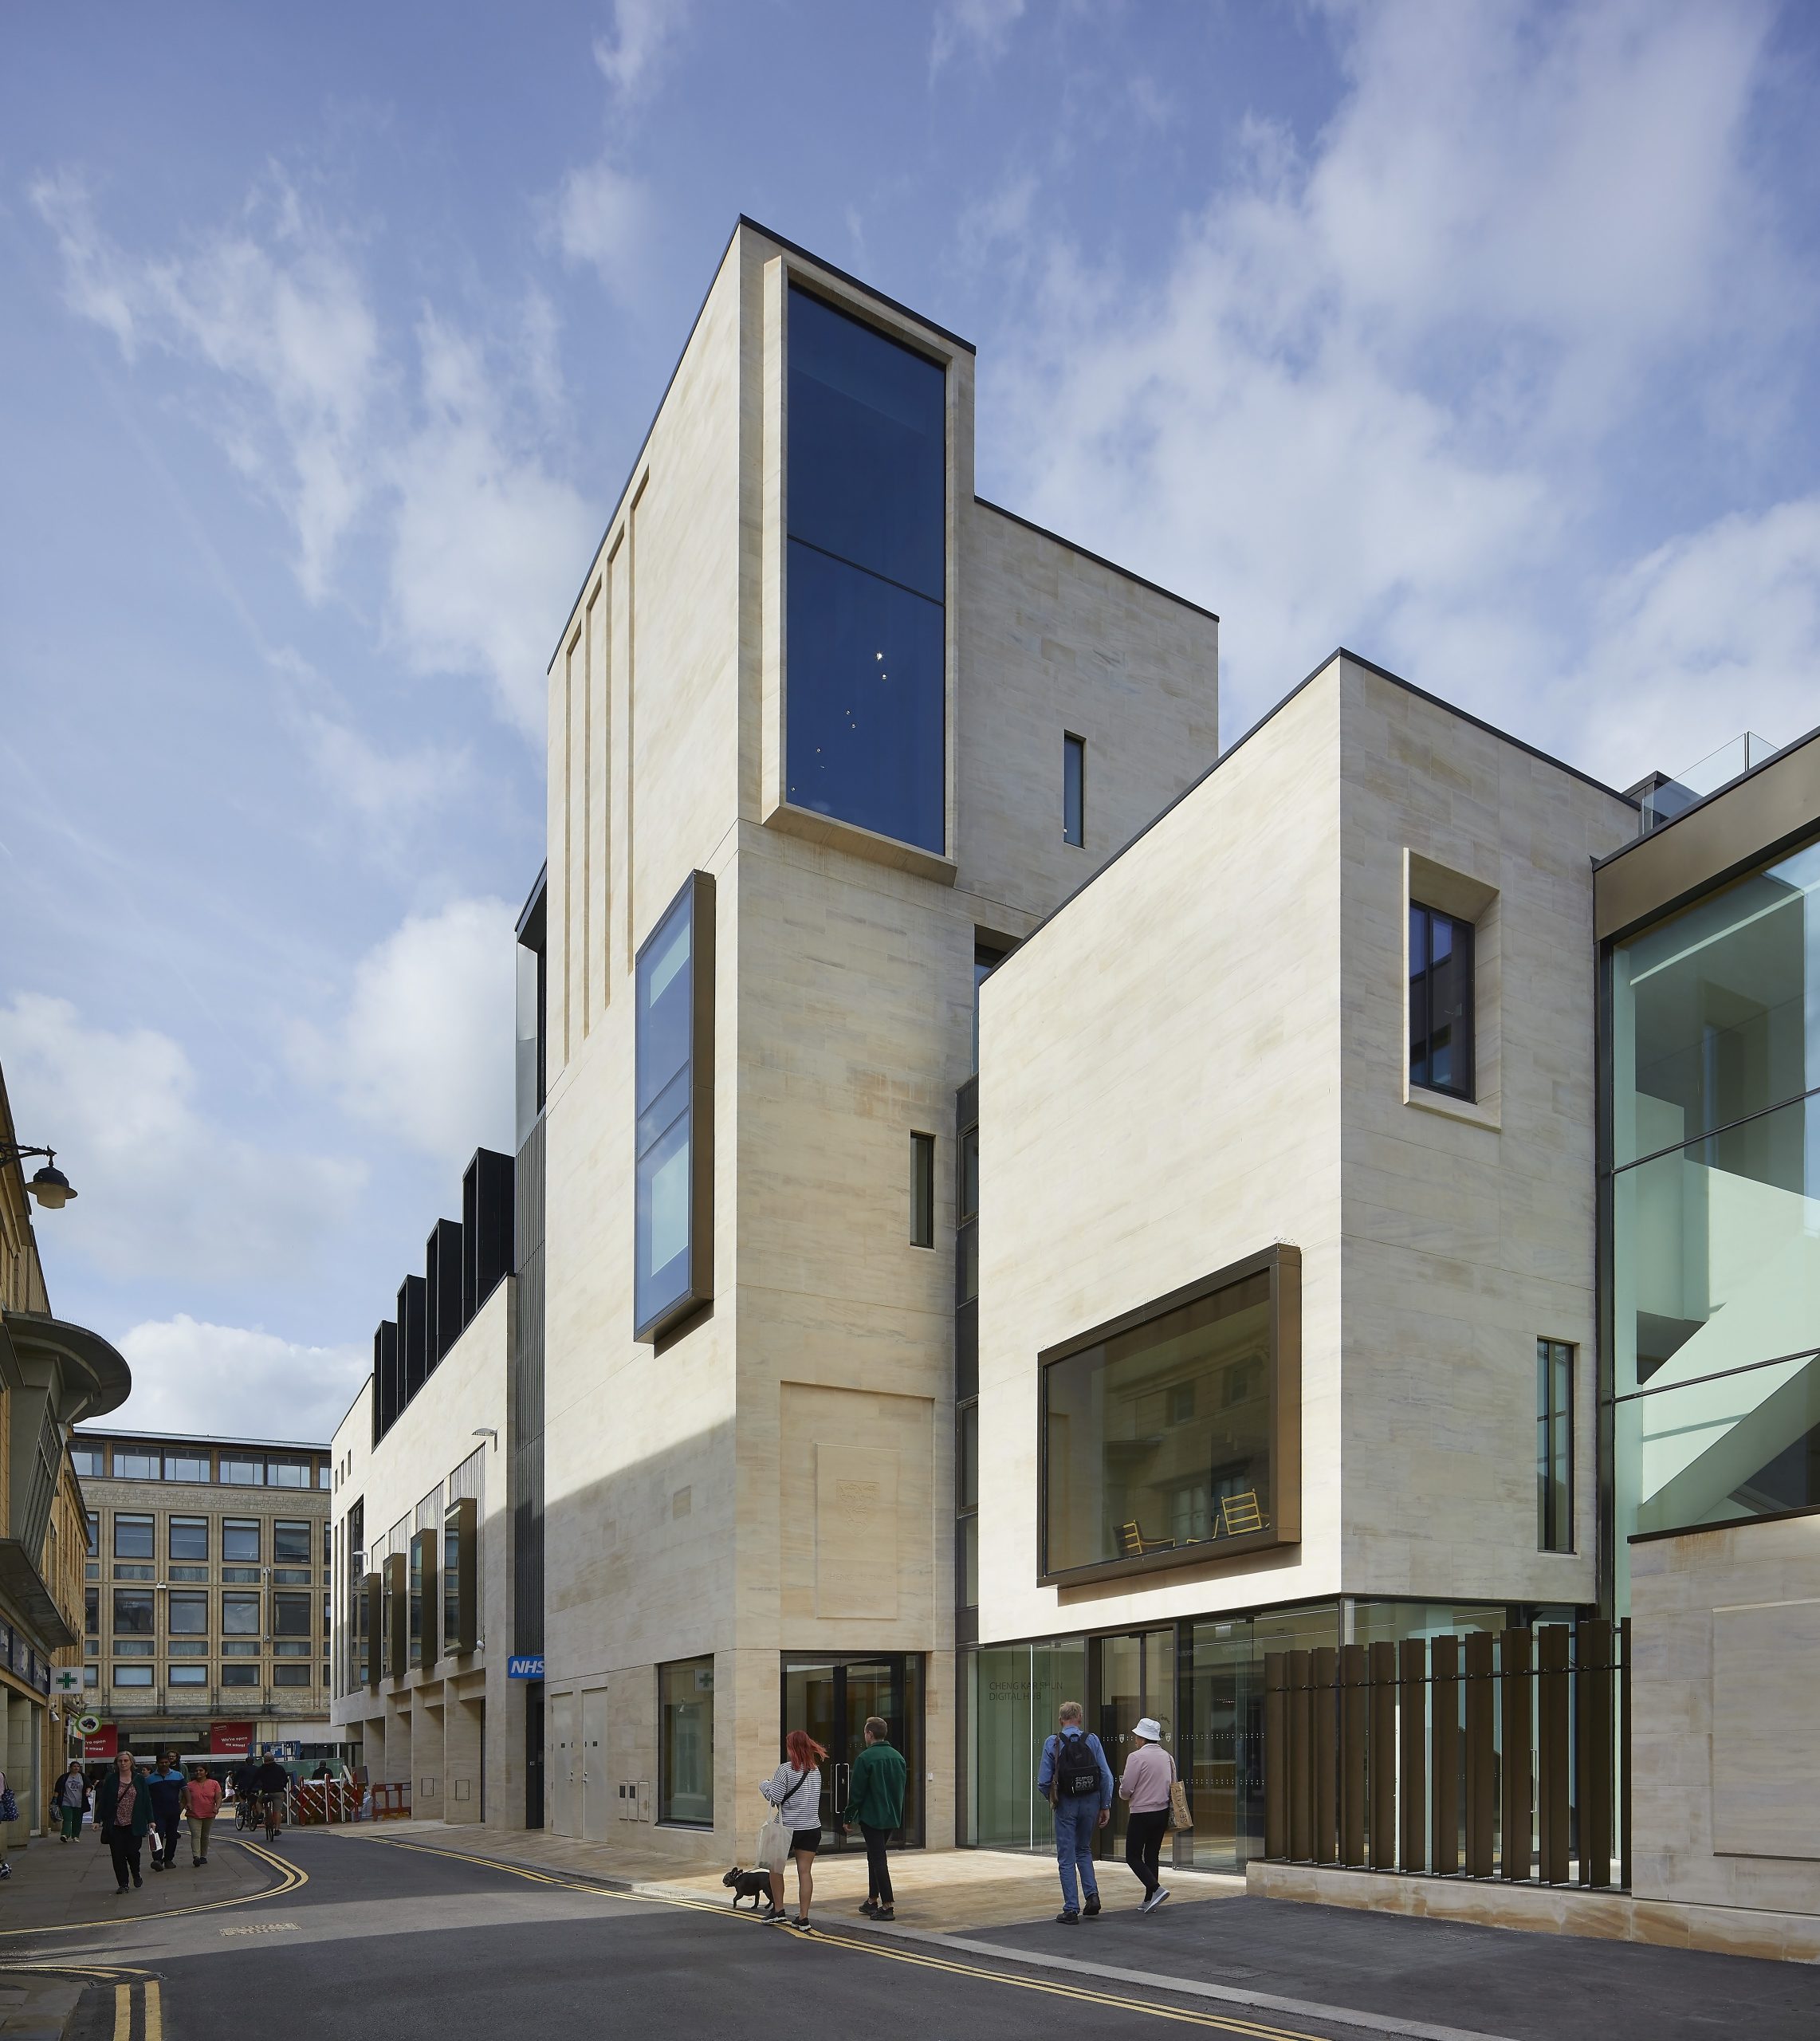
[
  {"x1": 0, "y1": 1820, "x2": 276, "y2": 1937},
  {"x1": 328, "y1": 1820, "x2": 1246, "y2": 1931}
]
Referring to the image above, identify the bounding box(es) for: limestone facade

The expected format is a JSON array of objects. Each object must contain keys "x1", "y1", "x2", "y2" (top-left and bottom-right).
[
  {"x1": 974, "y1": 653, "x2": 1637, "y2": 1645},
  {"x1": 331, "y1": 218, "x2": 1220, "y2": 1862},
  {"x1": 1630, "y1": 1515, "x2": 1820, "y2": 1918}
]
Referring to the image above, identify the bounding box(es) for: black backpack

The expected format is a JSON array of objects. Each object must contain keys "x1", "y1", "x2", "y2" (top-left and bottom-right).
[{"x1": 1052, "y1": 1732, "x2": 1100, "y2": 1799}]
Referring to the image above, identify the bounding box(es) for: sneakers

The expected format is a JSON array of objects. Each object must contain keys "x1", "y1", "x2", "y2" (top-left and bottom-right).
[
  {"x1": 859, "y1": 1900, "x2": 877, "y2": 1916},
  {"x1": 761, "y1": 1902, "x2": 784, "y2": 1921},
  {"x1": 1142, "y1": 1886, "x2": 1169, "y2": 1914},
  {"x1": 790, "y1": 1917, "x2": 813, "y2": 1934},
  {"x1": 1055, "y1": 1908, "x2": 1080, "y2": 1925},
  {"x1": 872, "y1": 1905, "x2": 895, "y2": 1922},
  {"x1": 1083, "y1": 1893, "x2": 1102, "y2": 1917}
]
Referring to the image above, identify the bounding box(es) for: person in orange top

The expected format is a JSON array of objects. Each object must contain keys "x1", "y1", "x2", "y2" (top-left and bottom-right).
[{"x1": 180, "y1": 1766, "x2": 222, "y2": 1866}]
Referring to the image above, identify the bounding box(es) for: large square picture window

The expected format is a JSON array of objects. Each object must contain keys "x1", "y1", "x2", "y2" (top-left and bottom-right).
[
  {"x1": 635, "y1": 871, "x2": 715, "y2": 1341},
  {"x1": 785, "y1": 285, "x2": 946, "y2": 855},
  {"x1": 1040, "y1": 1245, "x2": 1300, "y2": 1584}
]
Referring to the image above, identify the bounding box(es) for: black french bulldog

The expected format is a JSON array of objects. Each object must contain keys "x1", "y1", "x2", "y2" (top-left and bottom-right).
[{"x1": 722, "y1": 1865, "x2": 771, "y2": 1910}]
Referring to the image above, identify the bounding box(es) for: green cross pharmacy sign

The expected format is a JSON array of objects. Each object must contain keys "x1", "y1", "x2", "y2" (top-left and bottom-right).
[{"x1": 53, "y1": 1669, "x2": 81, "y2": 1694}]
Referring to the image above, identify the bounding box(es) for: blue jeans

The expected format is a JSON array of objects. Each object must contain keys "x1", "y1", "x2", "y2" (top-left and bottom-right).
[{"x1": 1052, "y1": 1796, "x2": 1101, "y2": 1911}]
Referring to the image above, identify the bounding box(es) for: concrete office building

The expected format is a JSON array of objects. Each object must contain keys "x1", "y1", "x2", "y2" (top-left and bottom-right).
[
  {"x1": 332, "y1": 215, "x2": 1220, "y2": 1855},
  {"x1": 0, "y1": 1062, "x2": 131, "y2": 1838},
  {"x1": 73, "y1": 1429, "x2": 335, "y2": 1762}
]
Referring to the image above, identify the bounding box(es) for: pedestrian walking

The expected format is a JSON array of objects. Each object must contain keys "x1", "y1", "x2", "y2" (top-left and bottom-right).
[
  {"x1": 1118, "y1": 1716, "x2": 1175, "y2": 1913},
  {"x1": 146, "y1": 1751, "x2": 185, "y2": 1872},
  {"x1": 181, "y1": 1765, "x2": 222, "y2": 1866},
  {"x1": 56, "y1": 1762, "x2": 88, "y2": 1841},
  {"x1": 759, "y1": 1729, "x2": 826, "y2": 1932},
  {"x1": 0, "y1": 1767, "x2": 15, "y2": 1878},
  {"x1": 94, "y1": 1753, "x2": 151, "y2": 1893},
  {"x1": 842, "y1": 1715, "x2": 907, "y2": 1921},
  {"x1": 1036, "y1": 1701, "x2": 1112, "y2": 1924}
]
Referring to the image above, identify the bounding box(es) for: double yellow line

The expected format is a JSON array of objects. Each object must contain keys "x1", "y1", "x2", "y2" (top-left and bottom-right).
[
  {"x1": 380, "y1": 1839, "x2": 1324, "y2": 2040},
  {"x1": 0, "y1": 1962, "x2": 160, "y2": 2041}
]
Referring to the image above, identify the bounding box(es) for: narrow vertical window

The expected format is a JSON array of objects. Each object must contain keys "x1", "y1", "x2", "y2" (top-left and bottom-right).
[
  {"x1": 957, "y1": 1399, "x2": 979, "y2": 1611},
  {"x1": 957, "y1": 1126, "x2": 979, "y2": 1305},
  {"x1": 635, "y1": 871, "x2": 716, "y2": 1340},
  {"x1": 1537, "y1": 1339, "x2": 1574, "y2": 1551},
  {"x1": 1063, "y1": 732, "x2": 1085, "y2": 847},
  {"x1": 973, "y1": 935, "x2": 1013, "y2": 1074},
  {"x1": 1409, "y1": 902, "x2": 1475, "y2": 1100},
  {"x1": 910, "y1": 1132, "x2": 936, "y2": 1248}
]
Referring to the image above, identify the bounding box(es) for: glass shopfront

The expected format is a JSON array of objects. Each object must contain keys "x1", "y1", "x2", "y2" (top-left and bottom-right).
[
  {"x1": 963, "y1": 1600, "x2": 1508, "y2": 1871},
  {"x1": 1607, "y1": 830, "x2": 1820, "y2": 1609}
]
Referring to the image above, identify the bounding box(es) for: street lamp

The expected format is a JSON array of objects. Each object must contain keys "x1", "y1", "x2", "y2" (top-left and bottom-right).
[{"x1": 0, "y1": 1142, "x2": 77, "y2": 1210}]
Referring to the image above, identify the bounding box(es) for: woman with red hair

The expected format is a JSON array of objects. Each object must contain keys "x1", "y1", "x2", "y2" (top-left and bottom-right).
[{"x1": 760, "y1": 1728, "x2": 827, "y2": 1929}]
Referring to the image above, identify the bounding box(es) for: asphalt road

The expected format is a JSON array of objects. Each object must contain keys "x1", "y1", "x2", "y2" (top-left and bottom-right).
[
  {"x1": 16, "y1": 1833, "x2": 1818, "y2": 2041},
  {"x1": 22, "y1": 1832, "x2": 1407, "y2": 2041}
]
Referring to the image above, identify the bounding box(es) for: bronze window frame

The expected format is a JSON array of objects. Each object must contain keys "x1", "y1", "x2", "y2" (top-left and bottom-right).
[{"x1": 1036, "y1": 1243, "x2": 1301, "y2": 1589}]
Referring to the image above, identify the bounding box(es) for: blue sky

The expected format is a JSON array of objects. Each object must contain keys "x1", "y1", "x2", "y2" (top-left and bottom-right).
[{"x1": 4, "y1": 1, "x2": 1819, "y2": 1440}]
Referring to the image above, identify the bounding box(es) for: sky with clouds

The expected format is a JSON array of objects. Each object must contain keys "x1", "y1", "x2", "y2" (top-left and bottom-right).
[{"x1": 4, "y1": 0, "x2": 1819, "y2": 1441}]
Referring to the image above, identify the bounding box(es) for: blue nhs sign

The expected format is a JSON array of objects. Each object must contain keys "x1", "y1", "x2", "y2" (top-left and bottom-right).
[{"x1": 507, "y1": 1655, "x2": 544, "y2": 1681}]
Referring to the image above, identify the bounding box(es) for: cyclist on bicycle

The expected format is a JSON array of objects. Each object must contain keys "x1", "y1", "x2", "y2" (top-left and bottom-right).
[
  {"x1": 253, "y1": 1753, "x2": 291, "y2": 1836},
  {"x1": 231, "y1": 1757, "x2": 261, "y2": 1828}
]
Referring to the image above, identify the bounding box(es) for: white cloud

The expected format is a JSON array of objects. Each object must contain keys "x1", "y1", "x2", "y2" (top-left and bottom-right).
[
  {"x1": 290, "y1": 896, "x2": 517, "y2": 1170},
  {"x1": 32, "y1": 169, "x2": 379, "y2": 599},
  {"x1": 0, "y1": 994, "x2": 364, "y2": 1288},
  {"x1": 592, "y1": 0, "x2": 689, "y2": 104},
  {"x1": 1576, "y1": 497, "x2": 1820, "y2": 783},
  {"x1": 932, "y1": 0, "x2": 1026, "y2": 74},
  {"x1": 114, "y1": 1315, "x2": 366, "y2": 1445},
  {"x1": 547, "y1": 158, "x2": 651, "y2": 291},
  {"x1": 984, "y1": 0, "x2": 1798, "y2": 757},
  {"x1": 33, "y1": 173, "x2": 596, "y2": 740},
  {"x1": 387, "y1": 315, "x2": 597, "y2": 733}
]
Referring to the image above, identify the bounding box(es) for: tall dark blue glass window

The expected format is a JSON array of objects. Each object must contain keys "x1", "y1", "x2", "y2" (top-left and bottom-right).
[
  {"x1": 635, "y1": 872, "x2": 715, "y2": 1340},
  {"x1": 786, "y1": 286, "x2": 946, "y2": 854}
]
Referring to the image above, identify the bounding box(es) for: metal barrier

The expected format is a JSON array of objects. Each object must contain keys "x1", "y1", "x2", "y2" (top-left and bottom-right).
[
  {"x1": 290, "y1": 1780, "x2": 363, "y2": 1826},
  {"x1": 1263, "y1": 1619, "x2": 1628, "y2": 1887}
]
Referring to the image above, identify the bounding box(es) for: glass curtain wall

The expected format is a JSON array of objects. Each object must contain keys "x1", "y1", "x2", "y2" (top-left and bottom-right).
[
  {"x1": 784, "y1": 286, "x2": 945, "y2": 854},
  {"x1": 1609, "y1": 832, "x2": 1820, "y2": 1609}
]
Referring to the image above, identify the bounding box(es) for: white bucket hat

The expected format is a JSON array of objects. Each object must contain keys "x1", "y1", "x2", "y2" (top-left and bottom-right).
[{"x1": 1133, "y1": 1717, "x2": 1162, "y2": 1743}]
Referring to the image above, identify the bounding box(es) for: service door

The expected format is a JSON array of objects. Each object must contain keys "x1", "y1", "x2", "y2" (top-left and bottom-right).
[
  {"x1": 549, "y1": 1692, "x2": 575, "y2": 1836},
  {"x1": 581, "y1": 1689, "x2": 610, "y2": 1842}
]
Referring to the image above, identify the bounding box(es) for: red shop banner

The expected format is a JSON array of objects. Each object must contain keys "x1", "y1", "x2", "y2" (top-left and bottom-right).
[
  {"x1": 210, "y1": 1721, "x2": 254, "y2": 1759},
  {"x1": 82, "y1": 1727, "x2": 117, "y2": 1760}
]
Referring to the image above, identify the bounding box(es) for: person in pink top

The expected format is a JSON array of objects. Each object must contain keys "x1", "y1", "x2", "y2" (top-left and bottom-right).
[
  {"x1": 1118, "y1": 1717, "x2": 1177, "y2": 1913},
  {"x1": 181, "y1": 1766, "x2": 223, "y2": 1866}
]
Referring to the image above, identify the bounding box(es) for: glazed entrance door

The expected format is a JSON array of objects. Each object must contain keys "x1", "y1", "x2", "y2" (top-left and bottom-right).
[
  {"x1": 1090, "y1": 1627, "x2": 1176, "y2": 1860},
  {"x1": 780, "y1": 1654, "x2": 924, "y2": 1850}
]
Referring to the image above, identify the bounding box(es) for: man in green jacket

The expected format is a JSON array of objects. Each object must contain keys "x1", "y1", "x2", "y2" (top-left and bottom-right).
[{"x1": 842, "y1": 1716, "x2": 907, "y2": 1921}]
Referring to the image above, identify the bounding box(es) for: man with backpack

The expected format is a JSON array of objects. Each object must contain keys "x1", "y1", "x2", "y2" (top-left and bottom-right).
[{"x1": 1036, "y1": 1701, "x2": 1113, "y2": 1924}]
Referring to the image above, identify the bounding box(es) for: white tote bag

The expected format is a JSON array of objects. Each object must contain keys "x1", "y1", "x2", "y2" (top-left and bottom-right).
[{"x1": 757, "y1": 1803, "x2": 790, "y2": 1874}]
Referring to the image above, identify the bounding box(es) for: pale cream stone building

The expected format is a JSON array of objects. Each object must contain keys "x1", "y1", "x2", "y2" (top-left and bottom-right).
[
  {"x1": 331, "y1": 217, "x2": 1220, "y2": 1862},
  {"x1": 328, "y1": 215, "x2": 1820, "y2": 1931}
]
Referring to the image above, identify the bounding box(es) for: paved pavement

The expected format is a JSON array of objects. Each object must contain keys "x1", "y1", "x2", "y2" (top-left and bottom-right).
[{"x1": 0, "y1": 1825, "x2": 1810, "y2": 2041}]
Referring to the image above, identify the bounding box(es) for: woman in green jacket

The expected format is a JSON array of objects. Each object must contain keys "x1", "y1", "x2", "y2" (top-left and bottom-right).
[
  {"x1": 842, "y1": 1717, "x2": 907, "y2": 1921},
  {"x1": 93, "y1": 1754, "x2": 151, "y2": 1893}
]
